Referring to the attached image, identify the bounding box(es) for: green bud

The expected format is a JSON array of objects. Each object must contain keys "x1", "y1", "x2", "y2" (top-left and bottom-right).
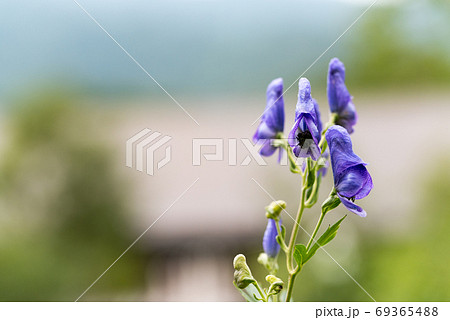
[
  {"x1": 257, "y1": 252, "x2": 279, "y2": 273},
  {"x1": 321, "y1": 189, "x2": 341, "y2": 215},
  {"x1": 265, "y1": 200, "x2": 286, "y2": 220},
  {"x1": 233, "y1": 254, "x2": 256, "y2": 289},
  {"x1": 271, "y1": 139, "x2": 284, "y2": 148},
  {"x1": 265, "y1": 275, "x2": 284, "y2": 295}
]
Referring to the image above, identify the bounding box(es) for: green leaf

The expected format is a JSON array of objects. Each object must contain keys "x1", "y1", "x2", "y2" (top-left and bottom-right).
[
  {"x1": 233, "y1": 282, "x2": 260, "y2": 302},
  {"x1": 307, "y1": 215, "x2": 346, "y2": 260},
  {"x1": 293, "y1": 244, "x2": 307, "y2": 267}
]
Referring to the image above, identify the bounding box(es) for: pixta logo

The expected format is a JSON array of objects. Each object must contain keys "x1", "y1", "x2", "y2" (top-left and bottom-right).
[{"x1": 126, "y1": 128, "x2": 172, "y2": 176}]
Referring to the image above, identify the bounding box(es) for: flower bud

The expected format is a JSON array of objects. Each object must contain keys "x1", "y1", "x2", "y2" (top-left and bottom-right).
[
  {"x1": 257, "y1": 252, "x2": 279, "y2": 274},
  {"x1": 265, "y1": 200, "x2": 286, "y2": 220},
  {"x1": 233, "y1": 254, "x2": 256, "y2": 289},
  {"x1": 263, "y1": 219, "x2": 281, "y2": 258},
  {"x1": 265, "y1": 275, "x2": 284, "y2": 295}
]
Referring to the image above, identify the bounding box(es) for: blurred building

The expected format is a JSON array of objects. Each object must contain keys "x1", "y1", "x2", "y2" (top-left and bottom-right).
[{"x1": 101, "y1": 89, "x2": 450, "y2": 301}]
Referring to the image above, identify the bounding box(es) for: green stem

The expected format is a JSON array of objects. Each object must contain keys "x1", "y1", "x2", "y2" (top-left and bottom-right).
[
  {"x1": 285, "y1": 271, "x2": 299, "y2": 302},
  {"x1": 286, "y1": 185, "x2": 307, "y2": 273},
  {"x1": 285, "y1": 180, "x2": 308, "y2": 302},
  {"x1": 253, "y1": 282, "x2": 267, "y2": 302},
  {"x1": 275, "y1": 220, "x2": 288, "y2": 252},
  {"x1": 284, "y1": 113, "x2": 337, "y2": 302},
  {"x1": 305, "y1": 212, "x2": 326, "y2": 251}
]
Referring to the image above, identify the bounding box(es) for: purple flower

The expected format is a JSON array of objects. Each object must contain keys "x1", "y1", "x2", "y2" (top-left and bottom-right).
[
  {"x1": 325, "y1": 125, "x2": 373, "y2": 217},
  {"x1": 253, "y1": 78, "x2": 285, "y2": 158},
  {"x1": 288, "y1": 78, "x2": 322, "y2": 160},
  {"x1": 263, "y1": 219, "x2": 280, "y2": 258},
  {"x1": 327, "y1": 58, "x2": 357, "y2": 134}
]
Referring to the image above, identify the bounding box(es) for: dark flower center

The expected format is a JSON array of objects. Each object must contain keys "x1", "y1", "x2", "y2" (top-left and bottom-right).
[
  {"x1": 296, "y1": 131, "x2": 313, "y2": 148},
  {"x1": 344, "y1": 196, "x2": 356, "y2": 202}
]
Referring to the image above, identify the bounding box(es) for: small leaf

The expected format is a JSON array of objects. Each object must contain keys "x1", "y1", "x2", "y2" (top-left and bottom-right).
[
  {"x1": 275, "y1": 235, "x2": 284, "y2": 248},
  {"x1": 319, "y1": 215, "x2": 346, "y2": 246},
  {"x1": 307, "y1": 215, "x2": 346, "y2": 260},
  {"x1": 293, "y1": 244, "x2": 307, "y2": 267}
]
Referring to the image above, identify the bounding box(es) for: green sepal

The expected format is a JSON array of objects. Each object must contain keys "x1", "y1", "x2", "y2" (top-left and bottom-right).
[
  {"x1": 307, "y1": 215, "x2": 346, "y2": 260},
  {"x1": 265, "y1": 200, "x2": 286, "y2": 220},
  {"x1": 233, "y1": 254, "x2": 256, "y2": 289},
  {"x1": 265, "y1": 275, "x2": 284, "y2": 295},
  {"x1": 321, "y1": 189, "x2": 341, "y2": 215}
]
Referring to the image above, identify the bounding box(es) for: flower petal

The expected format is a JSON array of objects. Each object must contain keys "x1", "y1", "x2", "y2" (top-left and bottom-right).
[
  {"x1": 295, "y1": 78, "x2": 316, "y2": 119},
  {"x1": 336, "y1": 101, "x2": 357, "y2": 134},
  {"x1": 327, "y1": 58, "x2": 351, "y2": 113},
  {"x1": 338, "y1": 195, "x2": 367, "y2": 217},
  {"x1": 355, "y1": 170, "x2": 373, "y2": 199},
  {"x1": 313, "y1": 98, "x2": 323, "y2": 136},
  {"x1": 259, "y1": 139, "x2": 277, "y2": 157},
  {"x1": 288, "y1": 117, "x2": 302, "y2": 150},
  {"x1": 327, "y1": 58, "x2": 357, "y2": 133},
  {"x1": 253, "y1": 121, "x2": 277, "y2": 141},
  {"x1": 303, "y1": 116, "x2": 321, "y2": 160},
  {"x1": 263, "y1": 219, "x2": 281, "y2": 258},
  {"x1": 336, "y1": 164, "x2": 371, "y2": 199},
  {"x1": 254, "y1": 78, "x2": 285, "y2": 141},
  {"x1": 289, "y1": 78, "x2": 322, "y2": 160},
  {"x1": 325, "y1": 125, "x2": 365, "y2": 185}
]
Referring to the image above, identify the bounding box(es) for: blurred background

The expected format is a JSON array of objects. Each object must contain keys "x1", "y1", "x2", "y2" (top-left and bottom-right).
[{"x1": 0, "y1": 0, "x2": 449, "y2": 301}]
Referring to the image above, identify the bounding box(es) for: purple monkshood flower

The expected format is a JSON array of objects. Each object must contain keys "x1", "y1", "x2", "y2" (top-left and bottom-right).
[
  {"x1": 327, "y1": 58, "x2": 357, "y2": 134},
  {"x1": 263, "y1": 219, "x2": 281, "y2": 258},
  {"x1": 325, "y1": 125, "x2": 373, "y2": 217},
  {"x1": 253, "y1": 78, "x2": 285, "y2": 159},
  {"x1": 288, "y1": 78, "x2": 322, "y2": 160}
]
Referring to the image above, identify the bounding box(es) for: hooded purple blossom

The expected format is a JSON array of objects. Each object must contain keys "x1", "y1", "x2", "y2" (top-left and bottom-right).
[
  {"x1": 263, "y1": 219, "x2": 280, "y2": 258},
  {"x1": 288, "y1": 78, "x2": 322, "y2": 160},
  {"x1": 327, "y1": 58, "x2": 357, "y2": 134},
  {"x1": 326, "y1": 125, "x2": 373, "y2": 217},
  {"x1": 253, "y1": 78, "x2": 285, "y2": 158}
]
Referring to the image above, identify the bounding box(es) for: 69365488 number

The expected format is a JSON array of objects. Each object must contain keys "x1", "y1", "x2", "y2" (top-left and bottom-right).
[{"x1": 375, "y1": 307, "x2": 438, "y2": 317}]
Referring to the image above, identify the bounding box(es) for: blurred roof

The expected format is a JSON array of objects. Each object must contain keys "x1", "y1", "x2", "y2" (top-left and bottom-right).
[{"x1": 102, "y1": 89, "x2": 450, "y2": 248}]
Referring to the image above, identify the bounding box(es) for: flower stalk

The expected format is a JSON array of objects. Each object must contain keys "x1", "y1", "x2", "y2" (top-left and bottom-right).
[{"x1": 233, "y1": 58, "x2": 373, "y2": 302}]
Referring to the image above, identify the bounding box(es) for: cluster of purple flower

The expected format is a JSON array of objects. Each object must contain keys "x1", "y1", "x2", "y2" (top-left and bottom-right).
[
  {"x1": 233, "y1": 58, "x2": 374, "y2": 302},
  {"x1": 254, "y1": 58, "x2": 373, "y2": 258}
]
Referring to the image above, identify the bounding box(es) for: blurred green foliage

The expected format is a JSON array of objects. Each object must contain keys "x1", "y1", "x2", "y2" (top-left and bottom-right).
[
  {"x1": 347, "y1": 3, "x2": 450, "y2": 88},
  {"x1": 0, "y1": 91, "x2": 146, "y2": 301},
  {"x1": 360, "y1": 159, "x2": 450, "y2": 301}
]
